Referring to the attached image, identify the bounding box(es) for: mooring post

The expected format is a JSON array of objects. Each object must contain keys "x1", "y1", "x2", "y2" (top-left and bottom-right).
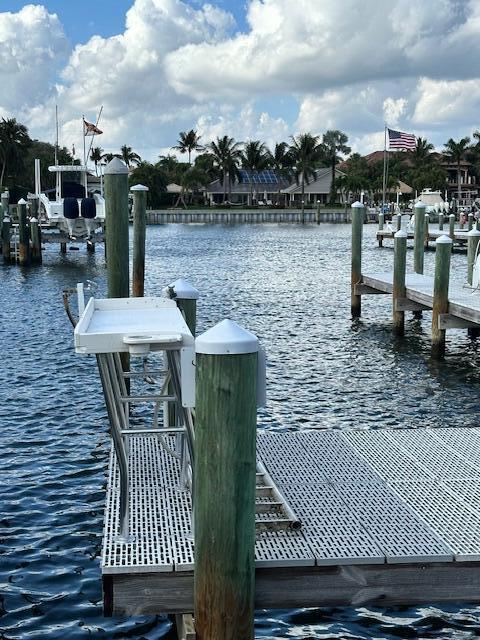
[
  {"x1": 449, "y1": 213, "x2": 455, "y2": 240},
  {"x1": 17, "y1": 198, "x2": 30, "y2": 266},
  {"x1": 467, "y1": 228, "x2": 480, "y2": 286},
  {"x1": 30, "y1": 217, "x2": 42, "y2": 264},
  {"x1": 396, "y1": 212, "x2": 402, "y2": 232},
  {"x1": 104, "y1": 158, "x2": 130, "y2": 298},
  {"x1": 438, "y1": 212, "x2": 444, "y2": 230},
  {"x1": 169, "y1": 278, "x2": 199, "y2": 336},
  {"x1": 2, "y1": 213, "x2": 11, "y2": 263},
  {"x1": 194, "y1": 319, "x2": 258, "y2": 640},
  {"x1": 378, "y1": 212, "x2": 384, "y2": 231},
  {"x1": 316, "y1": 200, "x2": 320, "y2": 224},
  {"x1": 393, "y1": 229, "x2": 407, "y2": 336},
  {"x1": 468, "y1": 212, "x2": 474, "y2": 231},
  {"x1": 424, "y1": 213, "x2": 430, "y2": 248},
  {"x1": 413, "y1": 201, "x2": 426, "y2": 275},
  {"x1": 130, "y1": 184, "x2": 149, "y2": 297},
  {"x1": 351, "y1": 201, "x2": 364, "y2": 318},
  {"x1": 1, "y1": 190, "x2": 9, "y2": 221},
  {"x1": 432, "y1": 235, "x2": 452, "y2": 359}
]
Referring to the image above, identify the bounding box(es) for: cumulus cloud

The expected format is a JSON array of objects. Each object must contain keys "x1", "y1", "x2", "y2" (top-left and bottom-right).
[{"x1": 413, "y1": 77, "x2": 480, "y2": 127}]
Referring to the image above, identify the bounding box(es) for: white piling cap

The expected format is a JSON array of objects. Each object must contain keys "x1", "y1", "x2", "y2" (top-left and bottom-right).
[
  {"x1": 449, "y1": 213, "x2": 455, "y2": 218},
  {"x1": 17, "y1": 198, "x2": 27, "y2": 205},
  {"x1": 169, "y1": 278, "x2": 199, "y2": 300},
  {"x1": 130, "y1": 184, "x2": 149, "y2": 192},
  {"x1": 351, "y1": 201, "x2": 364, "y2": 208},
  {"x1": 436, "y1": 234, "x2": 453, "y2": 244},
  {"x1": 104, "y1": 157, "x2": 129, "y2": 175},
  {"x1": 30, "y1": 217, "x2": 38, "y2": 222},
  {"x1": 196, "y1": 319, "x2": 259, "y2": 355},
  {"x1": 394, "y1": 229, "x2": 407, "y2": 238},
  {"x1": 414, "y1": 200, "x2": 426, "y2": 209},
  {"x1": 468, "y1": 228, "x2": 480, "y2": 236}
]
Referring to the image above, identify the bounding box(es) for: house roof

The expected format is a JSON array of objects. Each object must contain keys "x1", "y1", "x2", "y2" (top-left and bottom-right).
[
  {"x1": 282, "y1": 167, "x2": 346, "y2": 194},
  {"x1": 166, "y1": 183, "x2": 182, "y2": 193},
  {"x1": 206, "y1": 170, "x2": 290, "y2": 195}
]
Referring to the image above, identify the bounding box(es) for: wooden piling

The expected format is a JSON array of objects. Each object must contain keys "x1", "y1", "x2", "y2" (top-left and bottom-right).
[
  {"x1": 468, "y1": 213, "x2": 474, "y2": 231},
  {"x1": 351, "y1": 201, "x2": 364, "y2": 318},
  {"x1": 60, "y1": 242, "x2": 67, "y2": 254},
  {"x1": 378, "y1": 212, "x2": 384, "y2": 231},
  {"x1": 30, "y1": 217, "x2": 42, "y2": 264},
  {"x1": 449, "y1": 214, "x2": 455, "y2": 240},
  {"x1": 169, "y1": 278, "x2": 199, "y2": 336},
  {"x1": 104, "y1": 158, "x2": 130, "y2": 298},
  {"x1": 2, "y1": 213, "x2": 11, "y2": 263},
  {"x1": 194, "y1": 320, "x2": 258, "y2": 640},
  {"x1": 17, "y1": 198, "x2": 30, "y2": 266},
  {"x1": 467, "y1": 228, "x2": 480, "y2": 286},
  {"x1": 393, "y1": 229, "x2": 407, "y2": 336},
  {"x1": 413, "y1": 201, "x2": 426, "y2": 275},
  {"x1": 316, "y1": 201, "x2": 320, "y2": 225},
  {"x1": 431, "y1": 235, "x2": 452, "y2": 359},
  {"x1": 424, "y1": 213, "x2": 430, "y2": 248},
  {"x1": 131, "y1": 184, "x2": 149, "y2": 297},
  {"x1": 438, "y1": 212, "x2": 444, "y2": 230},
  {"x1": 396, "y1": 213, "x2": 402, "y2": 232}
]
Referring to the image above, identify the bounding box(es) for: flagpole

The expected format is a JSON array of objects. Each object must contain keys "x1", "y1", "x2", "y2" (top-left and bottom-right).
[
  {"x1": 86, "y1": 105, "x2": 104, "y2": 162},
  {"x1": 382, "y1": 124, "x2": 387, "y2": 212}
]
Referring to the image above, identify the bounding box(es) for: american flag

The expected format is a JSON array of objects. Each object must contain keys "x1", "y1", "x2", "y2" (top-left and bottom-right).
[{"x1": 388, "y1": 128, "x2": 416, "y2": 150}]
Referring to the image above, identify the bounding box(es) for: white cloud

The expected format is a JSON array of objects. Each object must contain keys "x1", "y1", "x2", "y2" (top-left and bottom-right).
[
  {"x1": 383, "y1": 98, "x2": 407, "y2": 127},
  {"x1": 413, "y1": 78, "x2": 480, "y2": 128}
]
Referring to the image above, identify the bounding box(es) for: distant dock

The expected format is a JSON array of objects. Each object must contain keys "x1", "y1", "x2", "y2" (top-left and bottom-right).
[{"x1": 146, "y1": 209, "x2": 351, "y2": 224}]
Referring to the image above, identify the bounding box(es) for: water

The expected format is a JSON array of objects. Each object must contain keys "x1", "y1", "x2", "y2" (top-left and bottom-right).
[{"x1": 1, "y1": 223, "x2": 480, "y2": 639}]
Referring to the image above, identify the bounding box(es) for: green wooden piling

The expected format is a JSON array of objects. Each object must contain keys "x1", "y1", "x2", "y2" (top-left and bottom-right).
[
  {"x1": 413, "y1": 201, "x2": 426, "y2": 275},
  {"x1": 104, "y1": 158, "x2": 130, "y2": 298},
  {"x1": 351, "y1": 202, "x2": 364, "y2": 318},
  {"x1": 424, "y1": 213, "x2": 430, "y2": 248},
  {"x1": 393, "y1": 229, "x2": 407, "y2": 336},
  {"x1": 316, "y1": 201, "x2": 320, "y2": 224},
  {"x1": 396, "y1": 212, "x2": 402, "y2": 232},
  {"x1": 378, "y1": 212, "x2": 384, "y2": 231},
  {"x1": 130, "y1": 184, "x2": 148, "y2": 297},
  {"x1": 449, "y1": 213, "x2": 455, "y2": 240},
  {"x1": 30, "y1": 217, "x2": 42, "y2": 264},
  {"x1": 467, "y1": 228, "x2": 480, "y2": 286},
  {"x1": 438, "y1": 212, "x2": 444, "y2": 230},
  {"x1": 468, "y1": 213, "x2": 474, "y2": 231},
  {"x1": 2, "y1": 214, "x2": 11, "y2": 263},
  {"x1": 1, "y1": 190, "x2": 9, "y2": 221},
  {"x1": 432, "y1": 235, "x2": 452, "y2": 359},
  {"x1": 17, "y1": 198, "x2": 30, "y2": 266},
  {"x1": 169, "y1": 278, "x2": 199, "y2": 336},
  {"x1": 60, "y1": 242, "x2": 67, "y2": 254},
  {"x1": 194, "y1": 320, "x2": 258, "y2": 640}
]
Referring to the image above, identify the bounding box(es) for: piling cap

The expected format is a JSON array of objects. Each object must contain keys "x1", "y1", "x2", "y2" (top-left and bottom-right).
[
  {"x1": 394, "y1": 229, "x2": 407, "y2": 238},
  {"x1": 449, "y1": 213, "x2": 455, "y2": 218},
  {"x1": 436, "y1": 234, "x2": 453, "y2": 244},
  {"x1": 30, "y1": 217, "x2": 38, "y2": 223},
  {"x1": 17, "y1": 198, "x2": 27, "y2": 205},
  {"x1": 196, "y1": 319, "x2": 259, "y2": 355},
  {"x1": 414, "y1": 200, "x2": 426, "y2": 209},
  {"x1": 468, "y1": 228, "x2": 480, "y2": 236},
  {"x1": 351, "y1": 201, "x2": 364, "y2": 208},
  {"x1": 169, "y1": 278, "x2": 199, "y2": 300},
  {"x1": 130, "y1": 184, "x2": 149, "y2": 192},
  {"x1": 104, "y1": 157, "x2": 129, "y2": 175}
]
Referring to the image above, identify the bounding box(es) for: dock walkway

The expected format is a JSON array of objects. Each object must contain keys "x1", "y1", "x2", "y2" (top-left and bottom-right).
[
  {"x1": 377, "y1": 227, "x2": 469, "y2": 248},
  {"x1": 104, "y1": 428, "x2": 480, "y2": 615}
]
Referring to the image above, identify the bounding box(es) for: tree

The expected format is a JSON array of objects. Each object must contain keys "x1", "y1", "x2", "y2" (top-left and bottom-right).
[
  {"x1": 444, "y1": 137, "x2": 471, "y2": 204},
  {"x1": 208, "y1": 136, "x2": 242, "y2": 203},
  {"x1": 268, "y1": 142, "x2": 294, "y2": 203},
  {"x1": 321, "y1": 130, "x2": 351, "y2": 204},
  {"x1": 289, "y1": 133, "x2": 323, "y2": 220},
  {"x1": 90, "y1": 146, "x2": 103, "y2": 176},
  {"x1": 101, "y1": 152, "x2": 116, "y2": 163},
  {"x1": 115, "y1": 144, "x2": 141, "y2": 168},
  {"x1": 0, "y1": 118, "x2": 31, "y2": 189},
  {"x1": 176, "y1": 166, "x2": 210, "y2": 207},
  {"x1": 129, "y1": 161, "x2": 168, "y2": 207},
  {"x1": 336, "y1": 153, "x2": 369, "y2": 201},
  {"x1": 241, "y1": 140, "x2": 269, "y2": 204},
  {"x1": 410, "y1": 137, "x2": 434, "y2": 168},
  {"x1": 173, "y1": 129, "x2": 204, "y2": 165}
]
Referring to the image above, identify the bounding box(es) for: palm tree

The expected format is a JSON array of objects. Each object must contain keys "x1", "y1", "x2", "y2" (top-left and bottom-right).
[
  {"x1": 444, "y1": 137, "x2": 471, "y2": 205},
  {"x1": 0, "y1": 118, "x2": 30, "y2": 188},
  {"x1": 102, "y1": 152, "x2": 116, "y2": 163},
  {"x1": 173, "y1": 130, "x2": 204, "y2": 165},
  {"x1": 115, "y1": 144, "x2": 141, "y2": 168},
  {"x1": 289, "y1": 133, "x2": 323, "y2": 220},
  {"x1": 321, "y1": 130, "x2": 351, "y2": 205},
  {"x1": 411, "y1": 137, "x2": 434, "y2": 167},
  {"x1": 268, "y1": 142, "x2": 294, "y2": 204},
  {"x1": 208, "y1": 136, "x2": 242, "y2": 203},
  {"x1": 176, "y1": 166, "x2": 210, "y2": 207},
  {"x1": 90, "y1": 146, "x2": 103, "y2": 176},
  {"x1": 241, "y1": 140, "x2": 269, "y2": 204}
]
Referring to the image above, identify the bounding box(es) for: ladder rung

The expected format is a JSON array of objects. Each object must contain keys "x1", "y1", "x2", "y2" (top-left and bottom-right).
[{"x1": 119, "y1": 395, "x2": 176, "y2": 402}]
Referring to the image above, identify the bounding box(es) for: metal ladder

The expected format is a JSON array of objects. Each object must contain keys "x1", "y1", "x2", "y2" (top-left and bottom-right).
[{"x1": 255, "y1": 461, "x2": 301, "y2": 531}]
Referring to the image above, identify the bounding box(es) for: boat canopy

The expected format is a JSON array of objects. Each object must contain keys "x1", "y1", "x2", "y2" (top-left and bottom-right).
[{"x1": 48, "y1": 165, "x2": 88, "y2": 173}]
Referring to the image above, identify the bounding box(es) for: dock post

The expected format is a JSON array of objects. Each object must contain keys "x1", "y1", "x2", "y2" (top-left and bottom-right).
[
  {"x1": 2, "y1": 214, "x2": 11, "y2": 263},
  {"x1": 169, "y1": 278, "x2": 199, "y2": 335},
  {"x1": 130, "y1": 184, "x2": 149, "y2": 297},
  {"x1": 468, "y1": 213, "x2": 474, "y2": 231},
  {"x1": 378, "y1": 212, "x2": 384, "y2": 231},
  {"x1": 194, "y1": 319, "x2": 258, "y2": 640},
  {"x1": 413, "y1": 201, "x2": 426, "y2": 275},
  {"x1": 104, "y1": 158, "x2": 130, "y2": 298},
  {"x1": 393, "y1": 229, "x2": 407, "y2": 336},
  {"x1": 467, "y1": 228, "x2": 480, "y2": 286},
  {"x1": 432, "y1": 235, "x2": 452, "y2": 359},
  {"x1": 424, "y1": 213, "x2": 430, "y2": 248},
  {"x1": 438, "y1": 212, "x2": 444, "y2": 230},
  {"x1": 351, "y1": 201, "x2": 364, "y2": 318},
  {"x1": 316, "y1": 200, "x2": 320, "y2": 224},
  {"x1": 449, "y1": 213, "x2": 455, "y2": 240},
  {"x1": 30, "y1": 217, "x2": 42, "y2": 264},
  {"x1": 17, "y1": 198, "x2": 30, "y2": 266}
]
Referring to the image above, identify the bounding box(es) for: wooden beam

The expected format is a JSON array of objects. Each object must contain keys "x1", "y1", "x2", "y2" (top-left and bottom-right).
[
  {"x1": 395, "y1": 298, "x2": 429, "y2": 312},
  {"x1": 110, "y1": 562, "x2": 480, "y2": 615},
  {"x1": 175, "y1": 614, "x2": 196, "y2": 640},
  {"x1": 354, "y1": 284, "x2": 389, "y2": 295},
  {"x1": 438, "y1": 314, "x2": 480, "y2": 330}
]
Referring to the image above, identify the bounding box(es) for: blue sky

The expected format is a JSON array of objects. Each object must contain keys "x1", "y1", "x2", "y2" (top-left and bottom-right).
[{"x1": 1, "y1": 1, "x2": 479, "y2": 160}]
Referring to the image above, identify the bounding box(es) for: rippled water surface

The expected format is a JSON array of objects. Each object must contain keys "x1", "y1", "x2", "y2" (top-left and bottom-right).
[{"x1": 1, "y1": 223, "x2": 480, "y2": 639}]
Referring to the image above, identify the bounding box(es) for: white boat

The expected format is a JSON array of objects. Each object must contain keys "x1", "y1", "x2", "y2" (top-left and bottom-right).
[
  {"x1": 415, "y1": 188, "x2": 446, "y2": 214},
  {"x1": 35, "y1": 160, "x2": 105, "y2": 239}
]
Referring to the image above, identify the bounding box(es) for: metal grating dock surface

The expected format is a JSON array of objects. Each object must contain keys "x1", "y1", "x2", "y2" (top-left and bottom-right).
[{"x1": 102, "y1": 428, "x2": 480, "y2": 576}]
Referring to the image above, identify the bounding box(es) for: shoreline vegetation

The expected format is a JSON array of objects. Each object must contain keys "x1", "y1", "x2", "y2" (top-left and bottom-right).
[{"x1": 1, "y1": 117, "x2": 480, "y2": 214}]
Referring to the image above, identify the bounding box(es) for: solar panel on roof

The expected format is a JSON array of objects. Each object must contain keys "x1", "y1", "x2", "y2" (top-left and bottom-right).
[{"x1": 239, "y1": 169, "x2": 279, "y2": 184}]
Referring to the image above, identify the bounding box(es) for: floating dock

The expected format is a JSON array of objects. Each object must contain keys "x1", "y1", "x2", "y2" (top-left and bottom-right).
[
  {"x1": 377, "y1": 227, "x2": 470, "y2": 248},
  {"x1": 104, "y1": 428, "x2": 480, "y2": 616}
]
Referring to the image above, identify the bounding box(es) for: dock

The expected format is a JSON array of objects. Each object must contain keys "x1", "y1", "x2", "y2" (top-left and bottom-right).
[
  {"x1": 146, "y1": 209, "x2": 351, "y2": 224},
  {"x1": 104, "y1": 428, "x2": 480, "y2": 615},
  {"x1": 377, "y1": 227, "x2": 469, "y2": 248}
]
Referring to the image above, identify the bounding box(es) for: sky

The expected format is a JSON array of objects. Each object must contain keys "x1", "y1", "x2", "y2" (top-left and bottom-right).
[{"x1": 1, "y1": 0, "x2": 480, "y2": 163}]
